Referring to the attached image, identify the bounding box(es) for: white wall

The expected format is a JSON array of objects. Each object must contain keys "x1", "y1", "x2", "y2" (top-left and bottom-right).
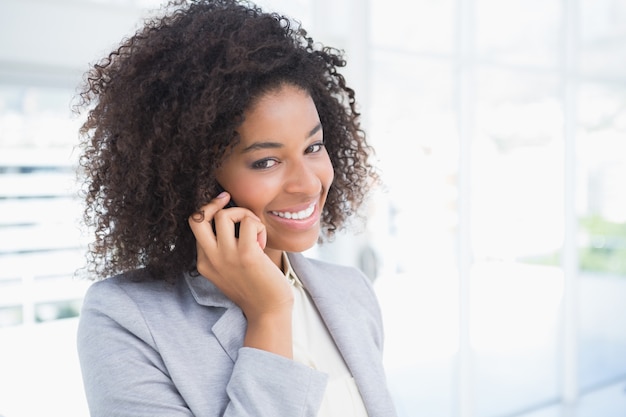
[{"x1": 0, "y1": 0, "x2": 156, "y2": 86}]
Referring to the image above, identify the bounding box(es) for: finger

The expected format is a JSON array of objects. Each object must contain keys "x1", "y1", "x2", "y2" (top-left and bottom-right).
[
  {"x1": 237, "y1": 215, "x2": 267, "y2": 250},
  {"x1": 212, "y1": 207, "x2": 261, "y2": 245},
  {"x1": 188, "y1": 192, "x2": 232, "y2": 247},
  {"x1": 194, "y1": 240, "x2": 215, "y2": 277},
  {"x1": 189, "y1": 192, "x2": 231, "y2": 223}
]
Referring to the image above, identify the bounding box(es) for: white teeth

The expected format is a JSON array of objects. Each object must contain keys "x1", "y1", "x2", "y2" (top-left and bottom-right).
[{"x1": 272, "y1": 204, "x2": 315, "y2": 220}]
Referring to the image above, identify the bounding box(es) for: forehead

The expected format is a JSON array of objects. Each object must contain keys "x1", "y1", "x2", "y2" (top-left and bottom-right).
[{"x1": 236, "y1": 84, "x2": 320, "y2": 141}]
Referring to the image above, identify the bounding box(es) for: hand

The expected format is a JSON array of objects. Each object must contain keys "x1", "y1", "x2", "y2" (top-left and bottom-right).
[{"x1": 188, "y1": 193, "x2": 294, "y2": 357}]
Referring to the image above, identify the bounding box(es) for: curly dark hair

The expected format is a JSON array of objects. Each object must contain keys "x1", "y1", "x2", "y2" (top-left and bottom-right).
[{"x1": 76, "y1": 0, "x2": 378, "y2": 281}]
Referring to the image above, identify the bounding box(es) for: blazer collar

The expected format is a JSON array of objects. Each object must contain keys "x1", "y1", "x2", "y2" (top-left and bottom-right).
[
  {"x1": 184, "y1": 271, "x2": 234, "y2": 309},
  {"x1": 184, "y1": 272, "x2": 245, "y2": 362}
]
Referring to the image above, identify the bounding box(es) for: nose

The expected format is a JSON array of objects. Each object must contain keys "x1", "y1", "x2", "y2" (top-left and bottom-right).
[{"x1": 283, "y1": 158, "x2": 322, "y2": 195}]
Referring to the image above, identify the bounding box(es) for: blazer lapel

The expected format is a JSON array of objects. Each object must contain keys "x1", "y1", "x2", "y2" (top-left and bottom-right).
[
  {"x1": 288, "y1": 253, "x2": 391, "y2": 417},
  {"x1": 184, "y1": 272, "x2": 246, "y2": 362}
]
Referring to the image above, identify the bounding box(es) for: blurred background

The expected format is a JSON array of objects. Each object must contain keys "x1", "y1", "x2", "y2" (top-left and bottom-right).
[{"x1": 1, "y1": 0, "x2": 625, "y2": 416}]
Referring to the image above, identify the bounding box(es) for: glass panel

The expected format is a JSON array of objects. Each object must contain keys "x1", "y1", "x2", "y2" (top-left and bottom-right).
[
  {"x1": 517, "y1": 381, "x2": 626, "y2": 417},
  {"x1": 0, "y1": 77, "x2": 100, "y2": 417},
  {"x1": 472, "y1": 69, "x2": 564, "y2": 265},
  {"x1": 0, "y1": 305, "x2": 22, "y2": 327},
  {"x1": 577, "y1": 82, "x2": 626, "y2": 391},
  {"x1": 470, "y1": 68, "x2": 564, "y2": 416},
  {"x1": 35, "y1": 299, "x2": 82, "y2": 323},
  {"x1": 0, "y1": 318, "x2": 88, "y2": 417},
  {"x1": 0, "y1": 84, "x2": 78, "y2": 149},
  {"x1": 475, "y1": 0, "x2": 561, "y2": 69},
  {"x1": 471, "y1": 263, "x2": 563, "y2": 417},
  {"x1": 370, "y1": 0, "x2": 455, "y2": 55},
  {"x1": 370, "y1": 49, "x2": 459, "y2": 417},
  {"x1": 580, "y1": 0, "x2": 626, "y2": 79},
  {"x1": 0, "y1": 84, "x2": 87, "y2": 325}
]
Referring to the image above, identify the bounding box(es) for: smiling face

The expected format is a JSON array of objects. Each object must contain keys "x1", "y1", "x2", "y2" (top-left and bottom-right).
[{"x1": 215, "y1": 84, "x2": 334, "y2": 265}]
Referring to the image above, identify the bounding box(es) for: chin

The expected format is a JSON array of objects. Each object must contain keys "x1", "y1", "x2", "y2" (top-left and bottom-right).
[{"x1": 267, "y1": 234, "x2": 319, "y2": 254}]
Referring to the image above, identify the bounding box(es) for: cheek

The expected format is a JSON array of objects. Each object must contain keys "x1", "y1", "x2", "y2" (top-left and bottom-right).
[
  {"x1": 321, "y1": 154, "x2": 335, "y2": 190},
  {"x1": 226, "y1": 174, "x2": 284, "y2": 216},
  {"x1": 230, "y1": 181, "x2": 269, "y2": 210}
]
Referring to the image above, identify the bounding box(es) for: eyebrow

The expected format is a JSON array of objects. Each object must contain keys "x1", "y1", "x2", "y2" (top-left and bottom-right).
[{"x1": 241, "y1": 122, "x2": 323, "y2": 153}]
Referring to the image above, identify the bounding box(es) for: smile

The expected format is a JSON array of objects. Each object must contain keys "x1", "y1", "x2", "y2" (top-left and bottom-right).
[{"x1": 271, "y1": 203, "x2": 316, "y2": 220}]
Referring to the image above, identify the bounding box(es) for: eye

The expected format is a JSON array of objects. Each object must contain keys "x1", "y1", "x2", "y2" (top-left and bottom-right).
[
  {"x1": 251, "y1": 158, "x2": 278, "y2": 170},
  {"x1": 305, "y1": 142, "x2": 325, "y2": 154}
]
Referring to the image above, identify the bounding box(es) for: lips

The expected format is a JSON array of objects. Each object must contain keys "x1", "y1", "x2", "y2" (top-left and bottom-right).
[{"x1": 270, "y1": 202, "x2": 316, "y2": 220}]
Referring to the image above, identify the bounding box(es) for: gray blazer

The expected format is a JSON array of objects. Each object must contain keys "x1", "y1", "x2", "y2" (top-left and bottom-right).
[{"x1": 77, "y1": 252, "x2": 397, "y2": 417}]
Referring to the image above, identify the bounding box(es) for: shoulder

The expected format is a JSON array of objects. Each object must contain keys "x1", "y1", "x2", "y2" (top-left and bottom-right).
[
  {"x1": 79, "y1": 269, "x2": 193, "y2": 343},
  {"x1": 288, "y1": 252, "x2": 382, "y2": 318},
  {"x1": 289, "y1": 251, "x2": 367, "y2": 278},
  {"x1": 82, "y1": 270, "x2": 180, "y2": 311},
  {"x1": 289, "y1": 252, "x2": 386, "y2": 348}
]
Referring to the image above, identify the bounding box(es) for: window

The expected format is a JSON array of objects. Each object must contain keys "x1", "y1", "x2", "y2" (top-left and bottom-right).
[
  {"x1": 366, "y1": 0, "x2": 626, "y2": 416},
  {"x1": 0, "y1": 84, "x2": 87, "y2": 326}
]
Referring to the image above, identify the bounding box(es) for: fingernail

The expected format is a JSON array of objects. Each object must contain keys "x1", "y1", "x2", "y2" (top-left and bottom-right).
[{"x1": 216, "y1": 191, "x2": 228, "y2": 199}]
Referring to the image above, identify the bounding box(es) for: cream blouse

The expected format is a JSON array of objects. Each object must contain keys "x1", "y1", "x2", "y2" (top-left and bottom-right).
[{"x1": 282, "y1": 253, "x2": 369, "y2": 417}]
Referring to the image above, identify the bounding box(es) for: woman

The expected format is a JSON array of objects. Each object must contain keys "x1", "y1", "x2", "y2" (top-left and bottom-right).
[{"x1": 76, "y1": 0, "x2": 396, "y2": 416}]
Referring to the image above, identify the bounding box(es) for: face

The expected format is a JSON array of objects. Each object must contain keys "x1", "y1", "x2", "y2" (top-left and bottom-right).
[{"x1": 216, "y1": 84, "x2": 334, "y2": 264}]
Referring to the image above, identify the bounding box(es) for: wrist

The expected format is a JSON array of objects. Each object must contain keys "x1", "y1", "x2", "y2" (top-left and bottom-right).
[{"x1": 244, "y1": 308, "x2": 293, "y2": 359}]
